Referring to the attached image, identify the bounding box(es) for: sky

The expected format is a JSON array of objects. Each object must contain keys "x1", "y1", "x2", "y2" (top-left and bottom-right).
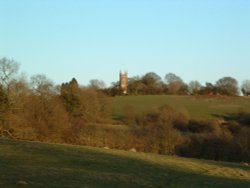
[{"x1": 0, "y1": 0, "x2": 249, "y2": 87}]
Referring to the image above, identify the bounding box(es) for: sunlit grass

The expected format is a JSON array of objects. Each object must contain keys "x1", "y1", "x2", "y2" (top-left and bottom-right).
[
  {"x1": 0, "y1": 139, "x2": 249, "y2": 187},
  {"x1": 113, "y1": 95, "x2": 250, "y2": 120}
]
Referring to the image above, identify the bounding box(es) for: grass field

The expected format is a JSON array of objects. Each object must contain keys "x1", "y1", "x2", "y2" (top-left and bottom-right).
[
  {"x1": 0, "y1": 139, "x2": 249, "y2": 188},
  {"x1": 113, "y1": 95, "x2": 250, "y2": 120}
]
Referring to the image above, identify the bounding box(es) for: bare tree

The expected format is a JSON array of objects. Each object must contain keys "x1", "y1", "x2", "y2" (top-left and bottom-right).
[
  {"x1": 0, "y1": 57, "x2": 19, "y2": 93},
  {"x1": 189, "y1": 80, "x2": 202, "y2": 95},
  {"x1": 30, "y1": 74, "x2": 54, "y2": 96},
  {"x1": 241, "y1": 80, "x2": 250, "y2": 96},
  {"x1": 88, "y1": 79, "x2": 106, "y2": 90}
]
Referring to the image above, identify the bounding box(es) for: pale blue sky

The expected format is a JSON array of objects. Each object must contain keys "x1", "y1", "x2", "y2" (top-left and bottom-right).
[{"x1": 0, "y1": 0, "x2": 249, "y2": 86}]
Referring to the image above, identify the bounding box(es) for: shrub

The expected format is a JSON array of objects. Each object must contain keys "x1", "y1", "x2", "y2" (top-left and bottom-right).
[
  {"x1": 236, "y1": 127, "x2": 250, "y2": 162},
  {"x1": 134, "y1": 105, "x2": 184, "y2": 155},
  {"x1": 187, "y1": 120, "x2": 219, "y2": 133}
]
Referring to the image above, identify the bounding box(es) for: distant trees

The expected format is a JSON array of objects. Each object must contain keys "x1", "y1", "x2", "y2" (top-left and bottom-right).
[
  {"x1": 106, "y1": 72, "x2": 244, "y2": 96},
  {"x1": 215, "y1": 77, "x2": 239, "y2": 96},
  {"x1": 88, "y1": 79, "x2": 106, "y2": 90},
  {"x1": 142, "y1": 72, "x2": 162, "y2": 86},
  {"x1": 127, "y1": 76, "x2": 145, "y2": 95},
  {"x1": 0, "y1": 58, "x2": 247, "y2": 99},
  {"x1": 165, "y1": 73, "x2": 187, "y2": 95},
  {"x1": 141, "y1": 72, "x2": 163, "y2": 94},
  {"x1": 241, "y1": 80, "x2": 250, "y2": 96},
  {"x1": 126, "y1": 72, "x2": 164, "y2": 95},
  {"x1": 199, "y1": 82, "x2": 216, "y2": 95},
  {"x1": 188, "y1": 81, "x2": 202, "y2": 95},
  {"x1": 196, "y1": 77, "x2": 239, "y2": 96},
  {"x1": 118, "y1": 72, "x2": 188, "y2": 95}
]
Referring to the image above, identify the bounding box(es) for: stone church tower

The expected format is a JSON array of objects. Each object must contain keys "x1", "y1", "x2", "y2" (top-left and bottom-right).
[{"x1": 120, "y1": 71, "x2": 128, "y2": 94}]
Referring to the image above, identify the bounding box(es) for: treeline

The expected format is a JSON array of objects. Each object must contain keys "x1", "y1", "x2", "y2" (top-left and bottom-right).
[
  {"x1": 0, "y1": 58, "x2": 112, "y2": 142},
  {"x1": 0, "y1": 57, "x2": 250, "y2": 163},
  {"x1": 106, "y1": 72, "x2": 250, "y2": 96}
]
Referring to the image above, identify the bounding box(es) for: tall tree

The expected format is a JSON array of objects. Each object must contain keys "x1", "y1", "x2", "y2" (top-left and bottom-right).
[
  {"x1": 165, "y1": 73, "x2": 186, "y2": 94},
  {"x1": 142, "y1": 72, "x2": 163, "y2": 94},
  {"x1": 60, "y1": 78, "x2": 82, "y2": 117},
  {"x1": 142, "y1": 72, "x2": 162, "y2": 86},
  {"x1": 216, "y1": 77, "x2": 239, "y2": 96}
]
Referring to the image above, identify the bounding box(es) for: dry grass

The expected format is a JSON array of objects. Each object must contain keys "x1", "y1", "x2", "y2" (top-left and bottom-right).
[{"x1": 0, "y1": 139, "x2": 249, "y2": 187}]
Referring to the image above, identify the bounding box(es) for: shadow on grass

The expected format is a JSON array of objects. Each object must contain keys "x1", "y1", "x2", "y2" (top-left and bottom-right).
[
  {"x1": 0, "y1": 139, "x2": 249, "y2": 188},
  {"x1": 213, "y1": 112, "x2": 250, "y2": 127}
]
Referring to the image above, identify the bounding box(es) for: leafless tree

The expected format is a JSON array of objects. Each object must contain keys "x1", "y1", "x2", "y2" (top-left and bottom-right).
[
  {"x1": 241, "y1": 80, "x2": 250, "y2": 96},
  {"x1": 0, "y1": 57, "x2": 19, "y2": 93}
]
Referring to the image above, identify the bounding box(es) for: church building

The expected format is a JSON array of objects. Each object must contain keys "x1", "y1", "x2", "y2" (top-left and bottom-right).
[{"x1": 119, "y1": 71, "x2": 128, "y2": 94}]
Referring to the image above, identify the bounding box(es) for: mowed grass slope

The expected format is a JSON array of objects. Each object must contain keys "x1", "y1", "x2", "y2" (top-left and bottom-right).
[
  {"x1": 113, "y1": 95, "x2": 250, "y2": 120},
  {"x1": 0, "y1": 139, "x2": 249, "y2": 188}
]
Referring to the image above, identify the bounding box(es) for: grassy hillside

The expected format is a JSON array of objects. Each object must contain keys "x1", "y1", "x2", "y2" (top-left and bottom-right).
[
  {"x1": 113, "y1": 95, "x2": 250, "y2": 120},
  {"x1": 0, "y1": 139, "x2": 249, "y2": 188}
]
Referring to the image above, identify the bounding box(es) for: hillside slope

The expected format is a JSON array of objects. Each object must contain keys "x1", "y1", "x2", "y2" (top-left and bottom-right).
[
  {"x1": 113, "y1": 95, "x2": 250, "y2": 120},
  {"x1": 0, "y1": 139, "x2": 249, "y2": 188}
]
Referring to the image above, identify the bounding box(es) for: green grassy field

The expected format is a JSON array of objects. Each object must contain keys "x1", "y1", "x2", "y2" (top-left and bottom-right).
[
  {"x1": 0, "y1": 139, "x2": 249, "y2": 188},
  {"x1": 113, "y1": 95, "x2": 250, "y2": 120}
]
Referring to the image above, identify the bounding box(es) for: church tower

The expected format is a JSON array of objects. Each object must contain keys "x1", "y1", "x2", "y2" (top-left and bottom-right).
[{"x1": 120, "y1": 71, "x2": 128, "y2": 94}]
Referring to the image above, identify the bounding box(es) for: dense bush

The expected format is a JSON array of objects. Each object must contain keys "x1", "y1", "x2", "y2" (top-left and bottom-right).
[{"x1": 132, "y1": 105, "x2": 185, "y2": 155}]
